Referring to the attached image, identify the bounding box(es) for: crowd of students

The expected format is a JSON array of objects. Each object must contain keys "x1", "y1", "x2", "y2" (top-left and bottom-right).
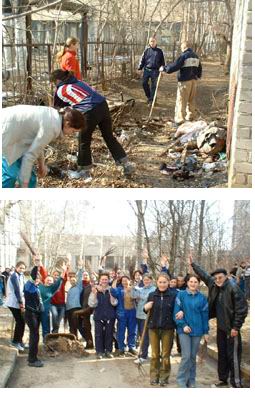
[{"x1": 1, "y1": 253, "x2": 248, "y2": 388}]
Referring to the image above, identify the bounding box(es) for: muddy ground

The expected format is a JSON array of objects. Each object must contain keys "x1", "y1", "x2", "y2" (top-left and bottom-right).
[{"x1": 39, "y1": 61, "x2": 229, "y2": 188}]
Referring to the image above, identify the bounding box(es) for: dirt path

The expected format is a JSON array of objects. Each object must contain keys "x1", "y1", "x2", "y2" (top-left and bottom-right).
[
  {"x1": 8, "y1": 349, "x2": 218, "y2": 388},
  {"x1": 39, "y1": 61, "x2": 229, "y2": 188}
]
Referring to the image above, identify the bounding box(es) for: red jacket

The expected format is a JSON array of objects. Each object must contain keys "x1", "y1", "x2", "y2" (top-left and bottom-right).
[
  {"x1": 51, "y1": 271, "x2": 68, "y2": 305},
  {"x1": 60, "y1": 50, "x2": 81, "y2": 80}
]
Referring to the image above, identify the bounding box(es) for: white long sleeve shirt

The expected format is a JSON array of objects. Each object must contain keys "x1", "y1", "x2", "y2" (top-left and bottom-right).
[{"x1": 2, "y1": 105, "x2": 63, "y2": 183}]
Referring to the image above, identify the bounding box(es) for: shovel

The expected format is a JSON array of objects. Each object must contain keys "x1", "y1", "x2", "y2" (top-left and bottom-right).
[
  {"x1": 147, "y1": 72, "x2": 163, "y2": 122},
  {"x1": 135, "y1": 310, "x2": 150, "y2": 376}
]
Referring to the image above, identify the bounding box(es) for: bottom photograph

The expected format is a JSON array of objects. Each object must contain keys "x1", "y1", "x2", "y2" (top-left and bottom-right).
[{"x1": 0, "y1": 200, "x2": 250, "y2": 388}]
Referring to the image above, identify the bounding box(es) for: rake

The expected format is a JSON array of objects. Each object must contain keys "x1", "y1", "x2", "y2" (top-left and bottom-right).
[{"x1": 135, "y1": 310, "x2": 151, "y2": 376}]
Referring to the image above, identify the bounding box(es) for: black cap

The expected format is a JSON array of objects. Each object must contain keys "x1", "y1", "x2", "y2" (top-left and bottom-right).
[{"x1": 211, "y1": 268, "x2": 227, "y2": 277}]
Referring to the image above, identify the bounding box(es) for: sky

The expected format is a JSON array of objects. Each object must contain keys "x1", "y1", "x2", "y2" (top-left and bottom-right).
[{"x1": 41, "y1": 199, "x2": 235, "y2": 237}]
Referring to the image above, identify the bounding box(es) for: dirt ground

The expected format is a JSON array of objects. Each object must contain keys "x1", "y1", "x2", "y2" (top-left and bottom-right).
[
  {"x1": 1, "y1": 305, "x2": 250, "y2": 388},
  {"x1": 39, "y1": 61, "x2": 229, "y2": 188},
  {"x1": 7, "y1": 347, "x2": 219, "y2": 388}
]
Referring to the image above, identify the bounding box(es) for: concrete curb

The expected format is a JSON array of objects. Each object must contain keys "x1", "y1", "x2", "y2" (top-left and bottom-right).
[
  {"x1": 0, "y1": 345, "x2": 18, "y2": 388},
  {"x1": 206, "y1": 344, "x2": 250, "y2": 381}
]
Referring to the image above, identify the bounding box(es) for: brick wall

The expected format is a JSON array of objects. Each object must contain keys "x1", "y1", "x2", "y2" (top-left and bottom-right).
[{"x1": 228, "y1": 0, "x2": 252, "y2": 187}]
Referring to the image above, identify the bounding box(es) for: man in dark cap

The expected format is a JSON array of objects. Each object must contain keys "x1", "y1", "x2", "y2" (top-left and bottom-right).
[{"x1": 188, "y1": 255, "x2": 248, "y2": 388}]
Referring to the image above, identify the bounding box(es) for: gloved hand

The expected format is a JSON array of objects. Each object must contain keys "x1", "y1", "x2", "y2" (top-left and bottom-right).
[{"x1": 159, "y1": 66, "x2": 164, "y2": 72}]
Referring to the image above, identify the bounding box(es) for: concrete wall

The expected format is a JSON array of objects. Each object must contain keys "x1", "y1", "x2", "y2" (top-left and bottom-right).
[{"x1": 228, "y1": 0, "x2": 252, "y2": 187}]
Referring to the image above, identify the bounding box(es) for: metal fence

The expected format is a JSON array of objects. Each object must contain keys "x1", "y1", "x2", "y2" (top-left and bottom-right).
[{"x1": 2, "y1": 41, "x2": 176, "y2": 107}]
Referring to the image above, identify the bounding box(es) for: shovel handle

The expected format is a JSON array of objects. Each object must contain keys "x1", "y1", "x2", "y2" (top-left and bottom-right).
[
  {"x1": 148, "y1": 72, "x2": 162, "y2": 121},
  {"x1": 137, "y1": 309, "x2": 151, "y2": 358}
]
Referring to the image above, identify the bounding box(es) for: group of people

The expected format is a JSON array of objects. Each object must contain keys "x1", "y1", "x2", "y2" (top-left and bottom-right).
[
  {"x1": 2, "y1": 252, "x2": 248, "y2": 388},
  {"x1": 2, "y1": 35, "x2": 202, "y2": 188}
]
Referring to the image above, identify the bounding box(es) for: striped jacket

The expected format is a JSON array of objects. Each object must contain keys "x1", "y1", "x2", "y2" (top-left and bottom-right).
[
  {"x1": 164, "y1": 48, "x2": 202, "y2": 81},
  {"x1": 54, "y1": 76, "x2": 105, "y2": 113}
]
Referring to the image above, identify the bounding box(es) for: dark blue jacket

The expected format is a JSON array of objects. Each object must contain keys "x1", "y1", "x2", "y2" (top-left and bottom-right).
[
  {"x1": 54, "y1": 76, "x2": 105, "y2": 113},
  {"x1": 24, "y1": 266, "x2": 44, "y2": 313},
  {"x1": 164, "y1": 48, "x2": 202, "y2": 81},
  {"x1": 174, "y1": 289, "x2": 209, "y2": 336},
  {"x1": 146, "y1": 287, "x2": 177, "y2": 329},
  {"x1": 138, "y1": 46, "x2": 165, "y2": 71},
  {"x1": 93, "y1": 290, "x2": 116, "y2": 321}
]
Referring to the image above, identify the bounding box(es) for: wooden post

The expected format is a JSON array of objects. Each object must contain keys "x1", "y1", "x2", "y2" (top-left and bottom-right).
[
  {"x1": 81, "y1": 12, "x2": 88, "y2": 78},
  {"x1": 25, "y1": 13, "x2": 32, "y2": 94},
  {"x1": 47, "y1": 44, "x2": 52, "y2": 75}
]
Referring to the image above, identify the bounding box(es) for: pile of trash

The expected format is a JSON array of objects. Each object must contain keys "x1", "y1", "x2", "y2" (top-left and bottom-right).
[
  {"x1": 160, "y1": 120, "x2": 228, "y2": 180},
  {"x1": 43, "y1": 333, "x2": 89, "y2": 357}
]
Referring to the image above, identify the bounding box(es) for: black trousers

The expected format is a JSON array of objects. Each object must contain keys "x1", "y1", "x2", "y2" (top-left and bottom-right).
[
  {"x1": 66, "y1": 308, "x2": 80, "y2": 337},
  {"x1": 8, "y1": 307, "x2": 25, "y2": 344},
  {"x1": 25, "y1": 310, "x2": 40, "y2": 363},
  {"x1": 78, "y1": 315, "x2": 93, "y2": 345},
  {"x1": 95, "y1": 319, "x2": 115, "y2": 354},
  {"x1": 78, "y1": 101, "x2": 127, "y2": 167},
  {"x1": 217, "y1": 328, "x2": 242, "y2": 387}
]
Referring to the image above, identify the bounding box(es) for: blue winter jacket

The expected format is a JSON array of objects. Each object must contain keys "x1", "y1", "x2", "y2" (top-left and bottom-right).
[
  {"x1": 131, "y1": 284, "x2": 156, "y2": 320},
  {"x1": 110, "y1": 286, "x2": 136, "y2": 318},
  {"x1": 174, "y1": 289, "x2": 209, "y2": 336},
  {"x1": 138, "y1": 46, "x2": 165, "y2": 70},
  {"x1": 54, "y1": 76, "x2": 105, "y2": 113},
  {"x1": 164, "y1": 48, "x2": 202, "y2": 81},
  {"x1": 66, "y1": 269, "x2": 83, "y2": 311}
]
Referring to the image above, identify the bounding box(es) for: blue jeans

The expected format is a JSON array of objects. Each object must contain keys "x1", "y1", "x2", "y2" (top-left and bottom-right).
[
  {"x1": 142, "y1": 69, "x2": 159, "y2": 102},
  {"x1": 2, "y1": 157, "x2": 37, "y2": 188},
  {"x1": 40, "y1": 307, "x2": 50, "y2": 339},
  {"x1": 117, "y1": 309, "x2": 137, "y2": 351},
  {"x1": 50, "y1": 304, "x2": 66, "y2": 333},
  {"x1": 137, "y1": 318, "x2": 149, "y2": 358},
  {"x1": 177, "y1": 333, "x2": 202, "y2": 387}
]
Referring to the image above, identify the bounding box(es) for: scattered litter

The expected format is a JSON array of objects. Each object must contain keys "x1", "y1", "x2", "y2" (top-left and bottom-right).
[{"x1": 202, "y1": 161, "x2": 227, "y2": 172}]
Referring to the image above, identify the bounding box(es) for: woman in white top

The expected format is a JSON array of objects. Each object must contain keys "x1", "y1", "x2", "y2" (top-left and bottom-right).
[{"x1": 2, "y1": 105, "x2": 85, "y2": 188}]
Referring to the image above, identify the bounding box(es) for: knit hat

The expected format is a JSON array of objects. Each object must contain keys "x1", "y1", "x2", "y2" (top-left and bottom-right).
[{"x1": 211, "y1": 268, "x2": 227, "y2": 277}]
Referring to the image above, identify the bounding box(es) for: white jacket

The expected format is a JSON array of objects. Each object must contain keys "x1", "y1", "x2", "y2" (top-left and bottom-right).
[
  {"x1": 5, "y1": 271, "x2": 25, "y2": 309},
  {"x1": 2, "y1": 105, "x2": 63, "y2": 183}
]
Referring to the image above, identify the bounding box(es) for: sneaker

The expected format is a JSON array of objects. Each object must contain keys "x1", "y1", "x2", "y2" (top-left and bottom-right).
[
  {"x1": 122, "y1": 162, "x2": 135, "y2": 177},
  {"x1": 117, "y1": 350, "x2": 126, "y2": 357},
  {"x1": 214, "y1": 381, "x2": 228, "y2": 387},
  {"x1": 28, "y1": 360, "x2": 44, "y2": 367},
  {"x1": 105, "y1": 352, "x2": 113, "y2": 358},
  {"x1": 96, "y1": 354, "x2": 103, "y2": 359},
  {"x1": 20, "y1": 342, "x2": 29, "y2": 349},
  {"x1": 128, "y1": 348, "x2": 138, "y2": 355},
  {"x1": 159, "y1": 380, "x2": 169, "y2": 387},
  {"x1": 66, "y1": 170, "x2": 92, "y2": 182},
  {"x1": 134, "y1": 357, "x2": 147, "y2": 364},
  {"x1": 10, "y1": 342, "x2": 24, "y2": 352},
  {"x1": 150, "y1": 379, "x2": 159, "y2": 385}
]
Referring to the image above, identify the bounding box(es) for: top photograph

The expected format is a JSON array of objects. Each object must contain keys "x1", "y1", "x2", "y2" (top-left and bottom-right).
[{"x1": 2, "y1": 0, "x2": 252, "y2": 189}]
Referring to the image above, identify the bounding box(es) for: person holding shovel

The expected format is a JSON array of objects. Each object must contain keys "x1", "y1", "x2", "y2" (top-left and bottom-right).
[
  {"x1": 138, "y1": 37, "x2": 165, "y2": 105},
  {"x1": 144, "y1": 273, "x2": 177, "y2": 386},
  {"x1": 174, "y1": 274, "x2": 209, "y2": 388},
  {"x1": 131, "y1": 273, "x2": 156, "y2": 364},
  {"x1": 50, "y1": 69, "x2": 135, "y2": 182},
  {"x1": 159, "y1": 41, "x2": 202, "y2": 127},
  {"x1": 2, "y1": 105, "x2": 85, "y2": 188},
  {"x1": 188, "y1": 254, "x2": 248, "y2": 388}
]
